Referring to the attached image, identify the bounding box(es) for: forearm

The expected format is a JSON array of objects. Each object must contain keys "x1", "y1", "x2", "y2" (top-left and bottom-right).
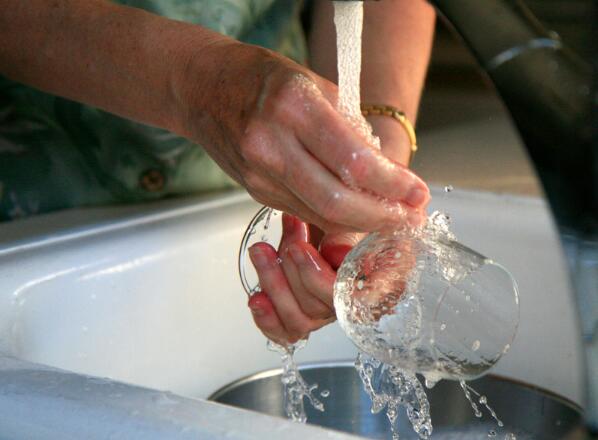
[
  {"x1": 309, "y1": 0, "x2": 435, "y2": 164},
  {"x1": 0, "y1": 0, "x2": 230, "y2": 135}
]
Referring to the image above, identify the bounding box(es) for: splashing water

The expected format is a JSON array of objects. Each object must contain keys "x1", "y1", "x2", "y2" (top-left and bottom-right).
[
  {"x1": 356, "y1": 352, "x2": 433, "y2": 440},
  {"x1": 460, "y1": 381, "x2": 504, "y2": 427},
  {"x1": 267, "y1": 340, "x2": 325, "y2": 423},
  {"x1": 460, "y1": 380, "x2": 483, "y2": 418}
]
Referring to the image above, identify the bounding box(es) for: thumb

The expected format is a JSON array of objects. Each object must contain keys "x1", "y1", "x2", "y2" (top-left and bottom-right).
[{"x1": 319, "y1": 232, "x2": 366, "y2": 270}]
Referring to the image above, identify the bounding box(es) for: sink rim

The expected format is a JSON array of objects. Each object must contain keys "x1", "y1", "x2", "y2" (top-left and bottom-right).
[{"x1": 209, "y1": 359, "x2": 583, "y2": 415}]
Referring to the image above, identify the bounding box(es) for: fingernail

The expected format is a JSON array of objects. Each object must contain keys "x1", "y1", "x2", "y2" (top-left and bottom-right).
[
  {"x1": 249, "y1": 305, "x2": 265, "y2": 317},
  {"x1": 249, "y1": 245, "x2": 268, "y2": 268},
  {"x1": 288, "y1": 243, "x2": 306, "y2": 265},
  {"x1": 405, "y1": 187, "x2": 428, "y2": 207}
]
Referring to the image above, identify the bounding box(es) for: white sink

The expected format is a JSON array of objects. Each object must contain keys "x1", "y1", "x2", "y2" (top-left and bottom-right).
[{"x1": 0, "y1": 187, "x2": 585, "y2": 408}]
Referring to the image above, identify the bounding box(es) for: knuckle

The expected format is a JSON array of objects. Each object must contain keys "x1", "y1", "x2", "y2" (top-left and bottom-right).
[
  {"x1": 258, "y1": 319, "x2": 280, "y2": 334},
  {"x1": 239, "y1": 124, "x2": 268, "y2": 165},
  {"x1": 310, "y1": 306, "x2": 334, "y2": 321},
  {"x1": 343, "y1": 156, "x2": 370, "y2": 184},
  {"x1": 270, "y1": 71, "x2": 313, "y2": 119},
  {"x1": 286, "y1": 320, "x2": 311, "y2": 339},
  {"x1": 240, "y1": 125, "x2": 286, "y2": 179}
]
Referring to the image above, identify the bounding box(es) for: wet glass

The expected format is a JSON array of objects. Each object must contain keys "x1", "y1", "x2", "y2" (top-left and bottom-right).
[{"x1": 334, "y1": 213, "x2": 520, "y2": 383}]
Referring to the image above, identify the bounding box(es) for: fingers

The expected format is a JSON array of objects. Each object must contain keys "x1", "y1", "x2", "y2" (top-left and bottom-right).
[
  {"x1": 293, "y1": 96, "x2": 430, "y2": 208},
  {"x1": 287, "y1": 242, "x2": 337, "y2": 309},
  {"x1": 278, "y1": 214, "x2": 337, "y2": 310},
  {"x1": 319, "y1": 232, "x2": 366, "y2": 270},
  {"x1": 282, "y1": 136, "x2": 427, "y2": 232},
  {"x1": 278, "y1": 215, "x2": 334, "y2": 318},
  {"x1": 249, "y1": 242, "x2": 331, "y2": 343},
  {"x1": 240, "y1": 167, "x2": 357, "y2": 233},
  {"x1": 247, "y1": 292, "x2": 290, "y2": 345}
]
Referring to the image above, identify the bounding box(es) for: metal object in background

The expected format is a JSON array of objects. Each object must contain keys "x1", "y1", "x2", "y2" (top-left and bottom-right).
[
  {"x1": 425, "y1": 0, "x2": 596, "y2": 431},
  {"x1": 211, "y1": 362, "x2": 585, "y2": 440},
  {"x1": 427, "y1": 0, "x2": 595, "y2": 234}
]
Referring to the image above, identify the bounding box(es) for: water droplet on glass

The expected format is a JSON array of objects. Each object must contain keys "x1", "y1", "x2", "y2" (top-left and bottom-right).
[
  {"x1": 320, "y1": 389, "x2": 330, "y2": 398},
  {"x1": 488, "y1": 430, "x2": 497, "y2": 437},
  {"x1": 472, "y1": 340, "x2": 481, "y2": 351},
  {"x1": 444, "y1": 185, "x2": 453, "y2": 193}
]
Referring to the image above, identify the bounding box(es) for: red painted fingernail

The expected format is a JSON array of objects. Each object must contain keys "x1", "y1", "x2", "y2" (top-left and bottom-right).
[
  {"x1": 249, "y1": 291, "x2": 272, "y2": 306},
  {"x1": 248, "y1": 292, "x2": 269, "y2": 317}
]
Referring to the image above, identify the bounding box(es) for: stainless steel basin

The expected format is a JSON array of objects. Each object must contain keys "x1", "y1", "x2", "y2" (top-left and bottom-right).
[{"x1": 210, "y1": 362, "x2": 585, "y2": 439}]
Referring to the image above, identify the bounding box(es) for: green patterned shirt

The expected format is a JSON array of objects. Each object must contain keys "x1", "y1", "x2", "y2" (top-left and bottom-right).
[{"x1": 0, "y1": 0, "x2": 307, "y2": 220}]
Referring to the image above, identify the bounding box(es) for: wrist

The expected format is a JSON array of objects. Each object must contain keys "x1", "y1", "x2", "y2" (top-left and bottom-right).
[{"x1": 366, "y1": 115, "x2": 413, "y2": 167}]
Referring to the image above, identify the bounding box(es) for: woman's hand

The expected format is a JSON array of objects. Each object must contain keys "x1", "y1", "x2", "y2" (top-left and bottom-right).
[
  {"x1": 247, "y1": 213, "x2": 362, "y2": 345},
  {"x1": 175, "y1": 42, "x2": 429, "y2": 233},
  {"x1": 248, "y1": 213, "x2": 422, "y2": 345}
]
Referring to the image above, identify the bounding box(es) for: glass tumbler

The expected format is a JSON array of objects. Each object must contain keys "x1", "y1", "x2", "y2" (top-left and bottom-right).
[{"x1": 334, "y1": 219, "x2": 520, "y2": 383}]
